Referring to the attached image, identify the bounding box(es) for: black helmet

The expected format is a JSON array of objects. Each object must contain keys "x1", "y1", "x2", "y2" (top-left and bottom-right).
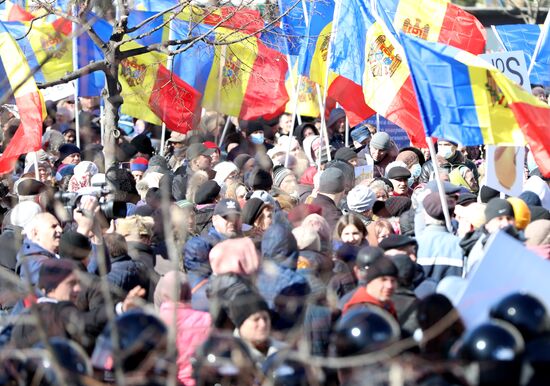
[
  {"x1": 452, "y1": 320, "x2": 524, "y2": 362},
  {"x1": 35, "y1": 337, "x2": 92, "y2": 376},
  {"x1": 192, "y1": 333, "x2": 257, "y2": 386},
  {"x1": 0, "y1": 338, "x2": 92, "y2": 386},
  {"x1": 355, "y1": 246, "x2": 385, "y2": 270},
  {"x1": 262, "y1": 351, "x2": 310, "y2": 386},
  {"x1": 91, "y1": 310, "x2": 168, "y2": 373},
  {"x1": 329, "y1": 305, "x2": 400, "y2": 357},
  {"x1": 490, "y1": 292, "x2": 548, "y2": 341}
]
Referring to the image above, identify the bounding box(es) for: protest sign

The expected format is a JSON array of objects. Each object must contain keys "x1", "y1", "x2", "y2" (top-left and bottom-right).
[
  {"x1": 480, "y1": 51, "x2": 531, "y2": 92},
  {"x1": 456, "y1": 231, "x2": 550, "y2": 328},
  {"x1": 485, "y1": 145, "x2": 525, "y2": 196},
  {"x1": 364, "y1": 115, "x2": 411, "y2": 149}
]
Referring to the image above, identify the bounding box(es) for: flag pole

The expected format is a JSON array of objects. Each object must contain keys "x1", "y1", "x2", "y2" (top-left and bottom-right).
[
  {"x1": 344, "y1": 114, "x2": 349, "y2": 147},
  {"x1": 160, "y1": 24, "x2": 176, "y2": 157},
  {"x1": 284, "y1": 58, "x2": 303, "y2": 168},
  {"x1": 318, "y1": 0, "x2": 344, "y2": 163},
  {"x1": 426, "y1": 137, "x2": 453, "y2": 233},
  {"x1": 33, "y1": 152, "x2": 40, "y2": 181},
  {"x1": 218, "y1": 116, "x2": 231, "y2": 149},
  {"x1": 71, "y1": 5, "x2": 81, "y2": 148}
]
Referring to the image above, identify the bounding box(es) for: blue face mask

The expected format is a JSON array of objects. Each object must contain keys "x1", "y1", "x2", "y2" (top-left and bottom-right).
[
  {"x1": 250, "y1": 133, "x2": 264, "y2": 144},
  {"x1": 408, "y1": 163, "x2": 421, "y2": 187}
]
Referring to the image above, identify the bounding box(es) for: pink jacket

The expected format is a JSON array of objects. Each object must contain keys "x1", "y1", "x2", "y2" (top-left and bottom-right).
[{"x1": 159, "y1": 301, "x2": 212, "y2": 386}]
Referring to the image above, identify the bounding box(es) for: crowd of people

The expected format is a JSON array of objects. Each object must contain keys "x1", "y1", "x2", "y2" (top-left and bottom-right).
[{"x1": 0, "y1": 92, "x2": 550, "y2": 385}]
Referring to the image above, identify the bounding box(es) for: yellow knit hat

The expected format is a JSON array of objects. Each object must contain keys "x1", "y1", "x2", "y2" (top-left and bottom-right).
[{"x1": 507, "y1": 197, "x2": 531, "y2": 230}]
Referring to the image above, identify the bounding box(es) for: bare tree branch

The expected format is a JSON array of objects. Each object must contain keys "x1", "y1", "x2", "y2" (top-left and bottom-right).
[{"x1": 37, "y1": 60, "x2": 106, "y2": 89}]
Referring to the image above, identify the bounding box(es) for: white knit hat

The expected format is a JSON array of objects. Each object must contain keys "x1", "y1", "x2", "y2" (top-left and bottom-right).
[{"x1": 213, "y1": 161, "x2": 239, "y2": 185}]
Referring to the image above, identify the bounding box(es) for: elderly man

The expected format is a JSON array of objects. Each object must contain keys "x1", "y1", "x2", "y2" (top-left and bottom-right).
[{"x1": 16, "y1": 212, "x2": 62, "y2": 285}]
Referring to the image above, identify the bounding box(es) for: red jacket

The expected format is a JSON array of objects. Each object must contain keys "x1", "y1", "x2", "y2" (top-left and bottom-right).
[{"x1": 343, "y1": 287, "x2": 397, "y2": 319}]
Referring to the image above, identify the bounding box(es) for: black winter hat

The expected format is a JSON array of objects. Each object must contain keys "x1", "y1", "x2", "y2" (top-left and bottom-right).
[
  {"x1": 366, "y1": 257, "x2": 398, "y2": 283},
  {"x1": 58, "y1": 143, "x2": 81, "y2": 161},
  {"x1": 378, "y1": 234, "x2": 417, "y2": 251},
  {"x1": 334, "y1": 147, "x2": 357, "y2": 163},
  {"x1": 479, "y1": 185, "x2": 501, "y2": 203},
  {"x1": 17, "y1": 179, "x2": 46, "y2": 196},
  {"x1": 423, "y1": 192, "x2": 455, "y2": 221},
  {"x1": 484, "y1": 198, "x2": 515, "y2": 223},
  {"x1": 194, "y1": 180, "x2": 221, "y2": 205},
  {"x1": 229, "y1": 291, "x2": 269, "y2": 328},
  {"x1": 387, "y1": 166, "x2": 411, "y2": 180},
  {"x1": 59, "y1": 231, "x2": 92, "y2": 260},
  {"x1": 38, "y1": 259, "x2": 78, "y2": 294},
  {"x1": 247, "y1": 167, "x2": 273, "y2": 191},
  {"x1": 130, "y1": 134, "x2": 155, "y2": 156},
  {"x1": 241, "y1": 198, "x2": 266, "y2": 225}
]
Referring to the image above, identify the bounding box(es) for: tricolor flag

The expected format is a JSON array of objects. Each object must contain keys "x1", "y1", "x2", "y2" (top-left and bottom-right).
[
  {"x1": 297, "y1": 0, "x2": 374, "y2": 126},
  {"x1": 401, "y1": 34, "x2": 550, "y2": 177},
  {"x1": 4, "y1": 18, "x2": 72, "y2": 83},
  {"x1": 0, "y1": 20, "x2": 45, "y2": 173},
  {"x1": 330, "y1": 0, "x2": 486, "y2": 146},
  {"x1": 3, "y1": 0, "x2": 34, "y2": 21},
  {"x1": 171, "y1": 20, "x2": 289, "y2": 120}
]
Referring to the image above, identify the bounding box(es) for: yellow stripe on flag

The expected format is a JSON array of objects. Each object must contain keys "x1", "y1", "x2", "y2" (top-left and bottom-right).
[
  {"x1": 119, "y1": 41, "x2": 167, "y2": 125},
  {"x1": 393, "y1": 0, "x2": 446, "y2": 41},
  {"x1": 202, "y1": 28, "x2": 258, "y2": 117},
  {"x1": 27, "y1": 23, "x2": 73, "y2": 82},
  {"x1": 362, "y1": 21, "x2": 409, "y2": 116}
]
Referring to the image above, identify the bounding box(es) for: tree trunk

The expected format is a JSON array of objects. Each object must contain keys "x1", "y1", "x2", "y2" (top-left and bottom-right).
[{"x1": 102, "y1": 48, "x2": 123, "y2": 169}]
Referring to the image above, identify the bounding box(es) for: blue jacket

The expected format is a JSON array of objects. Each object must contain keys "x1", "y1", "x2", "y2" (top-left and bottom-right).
[
  {"x1": 416, "y1": 225, "x2": 464, "y2": 285},
  {"x1": 16, "y1": 238, "x2": 57, "y2": 285},
  {"x1": 107, "y1": 254, "x2": 149, "y2": 294}
]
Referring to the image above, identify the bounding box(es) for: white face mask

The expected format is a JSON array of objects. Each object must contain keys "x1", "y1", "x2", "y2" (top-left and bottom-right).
[
  {"x1": 438, "y1": 147, "x2": 454, "y2": 160},
  {"x1": 250, "y1": 133, "x2": 264, "y2": 144}
]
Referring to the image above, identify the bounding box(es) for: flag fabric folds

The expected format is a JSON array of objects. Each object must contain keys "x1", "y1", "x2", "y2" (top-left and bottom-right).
[
  {"x1": 529, "y1": 14, "x2": 550, "y2": 87},
  {"x1": 0, "y1": 20, "x2": 45, "y2": 173},
  {"x1": 4, "y1": 18, "x2": 72, "y2": 83},
  {"x1": 171, "y1": 20, "x2": 289, "y2": 120},
  {"x1": 492, "y1": 24, "x2": 549, "y2": 86},
  {"x1": 329, "y1": 0, "x2": 486, "y2": 146},
  {"x1": 401, "y1": 34, "x2": 550, "y2": 177}
]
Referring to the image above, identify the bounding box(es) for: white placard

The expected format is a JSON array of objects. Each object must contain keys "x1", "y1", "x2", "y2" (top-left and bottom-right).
[
  {"x1": 457, "y1": 231, "x2": 550, "y2": 328},
  {"x1": 40, "y1": 83, "x2": 75, "y2": 102},
  {"x1": 480, "y1": 51, "x2": 531, "y2": 92},
  {"x1": 485, "y1": 145, "x2": 524, "y2": 197}
]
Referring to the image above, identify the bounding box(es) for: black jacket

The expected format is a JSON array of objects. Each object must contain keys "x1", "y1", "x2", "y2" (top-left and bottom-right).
[
  {"x1": 311, "y1": 194, "x2": 343, "y2": 230},
  {"x1": 0, "y1": 224, "x2": 23, "y2": 272}
]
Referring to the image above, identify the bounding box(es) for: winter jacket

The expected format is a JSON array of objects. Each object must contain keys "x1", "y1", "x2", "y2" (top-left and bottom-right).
[
  {"x1": 418, "y1": 152, "x2": 478, "y2": 184},
  {"x1": 184, "y1": 226, "x2": 226, "y2": 310},
  {"x1": 194, "y1": 205, "x2": 215, "y2": 237},
  {"x1": 0, "y1": 225, "x2": 23, "y2": 272},
  {"x1": 392, "y1": 288, "x2": 419, "y2": 336},
  {"x1": 158, "y1": 301, "x2": 211, "y2": 386},
  {"x1": 107, "y1": 254, "x2": 150, "y2": 295},
  {"x1": 127, "y1": 241, "x2": 160, "y2": 301},
  {"x1": 16, "y1": 238, "x2": 57, "y2": 285},
  {"x1": 416, "y1": 225, "x2": 464, "y2": 284},
  {"x1": 343, "y1": 287, "x2": 397, "y2": 318},
  {"x1": 311, "y1": 194, "x2": 343, "y2": 230}
]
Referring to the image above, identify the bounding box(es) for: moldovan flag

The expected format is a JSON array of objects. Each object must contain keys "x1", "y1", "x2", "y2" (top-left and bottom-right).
[
  {"x1": 298, "y1": 0, "x2": 374, "y2": 126},
  {"x1": 0, "y1": 20, "x2": 45, "y2": 173},
  {"x1": 4, "y1": 18, "x2": 72, "y2": 83},
  {"x1": 401, "y1": 35, "x2": 550, "y2": 177},
  {"x1": 119, "y1": 41, "x2": 202, "y2": 134},
  {"x1": 4, "y1": 1, "x2": 34, "y2": 21},
  {"x1": 171, "y1": 20, "x2": 289, "y2": 120}
]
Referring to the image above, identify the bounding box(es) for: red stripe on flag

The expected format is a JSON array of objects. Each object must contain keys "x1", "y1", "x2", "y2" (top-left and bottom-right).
[
  {"x1": 510, "y1": 102, "x2": 550, "y2": 178},
  {"x1": 149, "y1": 64, "x2": 202, "y2": 134},
  {"x1": 328, "y1": 76, "x2": 375, "y2": 127},
  {"x1": 52, "y1": 18, "x2": 72, "y2": 36},
  {"x1": 0, "y1": 92, "x2": 43, "y2": 174},
  {"x1": 384, "y1": 77, "x2": 427, "y2": 147},
  {"x1": 202, "y1": 7, "x2": 264, "y2": 34},
  {"x1": 440, "y1": 3, "x2": 486, "y2": 54},
  {"x1": 7, "y1": 4, "x2": 34, "y2": 21},
  {"x1": 240, "y1": 42, "x2": 289, "y2": 120}
]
